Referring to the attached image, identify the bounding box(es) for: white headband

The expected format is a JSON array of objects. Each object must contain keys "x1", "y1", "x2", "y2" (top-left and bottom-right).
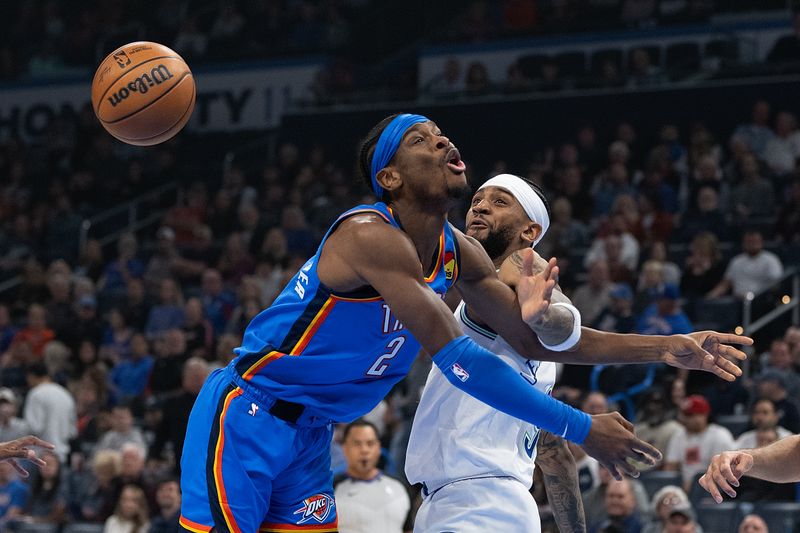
[{"x1": 478, "y1": 174, "x2": 550, "y2": 247}]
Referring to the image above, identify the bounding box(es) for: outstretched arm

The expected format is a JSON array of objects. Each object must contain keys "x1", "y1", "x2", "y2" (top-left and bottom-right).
[
  {"x1": 537, "y1": 431, "x2": 586, "y2": 533},
  {"x1": 699, "y1": 435, "x2": 800, "y2": 503}
]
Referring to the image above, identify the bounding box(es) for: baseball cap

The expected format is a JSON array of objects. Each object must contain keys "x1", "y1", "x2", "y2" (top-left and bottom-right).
[
  {"x1": 0, "y1": 388, "x2": 16, "y2": 404},
  {"x1": 609, "y1": 283, "x2": 633, "y2": 300},
  {"x1": 669, "y1": 503, "x2": 696, "y2": 521},
  {"x1": 682, "y1": 394, "x2": 711, "y2": 416},
  {"x1": 657, "y1": 283, "x2": 680, "y2": 300}
]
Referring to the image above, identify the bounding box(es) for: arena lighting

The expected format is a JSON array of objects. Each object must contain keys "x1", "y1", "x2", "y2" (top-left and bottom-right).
[
  {"x1": 781, "y1": 295, "x2": 791, "y2": 305},
  {"x1": 735, "y1": 326, "x2": 744, "y2": 335}
]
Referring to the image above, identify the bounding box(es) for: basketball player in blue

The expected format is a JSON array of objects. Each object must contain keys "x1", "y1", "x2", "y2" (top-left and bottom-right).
[{"x1": 179, "y1": 114, "x2": 750, "y2": 533}]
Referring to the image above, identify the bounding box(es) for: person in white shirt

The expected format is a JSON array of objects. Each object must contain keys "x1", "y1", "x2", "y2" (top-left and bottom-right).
[
  {"x1": 664, "y1": 394, "x2": 735, "y2": 492},
  {"x1": 734, "y1": 398, "x2": 792, "y2": 450},
  {"x1": 708, "y1": 230, "x2": 783, "y2": 299},
  {"x1": 23, "y1": 363, "x2": 76, "y2": 463},
  {"x1": 333, "y1": 420, "x2": 411, "y2": 533},
  {"x1": 0, "y1": 389, "x2": 30, "y2": 445}
]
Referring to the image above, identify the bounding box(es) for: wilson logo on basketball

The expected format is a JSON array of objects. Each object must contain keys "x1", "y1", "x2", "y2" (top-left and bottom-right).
[
  {"x1": 293, "y1": 494, "x2": 334, "y2": 524},
  {"x1": 106, "y1": 65, "x2": 175, "y2": 107}
]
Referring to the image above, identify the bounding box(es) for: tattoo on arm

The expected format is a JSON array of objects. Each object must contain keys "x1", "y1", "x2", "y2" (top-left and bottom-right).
[{"x1": 536, "y1": 431, "x2": 587, "y2": 533}]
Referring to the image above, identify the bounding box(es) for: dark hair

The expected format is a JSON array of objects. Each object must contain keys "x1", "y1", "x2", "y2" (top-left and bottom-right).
[
  {"x1": 752, "y1": 397, "x2": 778, "y2": 413},
  {"x1": 342, "y1": 418, "x2": 380, "y2": 441},
  {"x1": 357, "y1": 113, "x2": 402, "y2": 201},
  {"x1": 515, "y1": 175, "x2": 552, "y2": 221},
  {"x1": 26, "y1": 362, "x2": 49, "y2": 378}
]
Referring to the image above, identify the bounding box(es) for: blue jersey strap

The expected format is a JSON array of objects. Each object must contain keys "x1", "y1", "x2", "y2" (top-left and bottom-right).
[{"x1": 432, "y1": 336, "x2": 592, "y2": 444}]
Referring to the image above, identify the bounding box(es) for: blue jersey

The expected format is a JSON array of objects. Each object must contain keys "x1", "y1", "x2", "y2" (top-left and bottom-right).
[{"x1": 231, "y1": 202, "x2": 461, "y2": 422}]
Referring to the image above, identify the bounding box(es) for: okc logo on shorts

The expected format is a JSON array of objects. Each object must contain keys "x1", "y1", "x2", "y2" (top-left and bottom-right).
[{"x1": 293, "y1": 493, "x2": 334, "y2": 524}]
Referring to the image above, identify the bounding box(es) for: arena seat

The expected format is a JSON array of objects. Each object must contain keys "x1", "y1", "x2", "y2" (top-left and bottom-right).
[
  {"x1": 517, "y1": 54, "x2": 549, "y2": 80},
  {"x1": 704, "y1": 39, "x2": 740, "y2": 65},
  {"x1": 715, "y1": 413, "x2": 750, "y2": 438},
  {"x1": 590, "y1": 48, "x2": 624, "y2": 76},
  {"x1": 692, "y1": 297, "x2": 740, "y2": 332},
  {"x1": 696, "y1": 502, "x2": 741, "y2": 532},
  {"x1": 665, "y1": 42, "x2": 701, "y2": 78},
  {"x1": 555, "y1": 51, "x2": 587, "y2": 79},
  {"x1": 638, "y1": 469, "x2": 683, "y2": 499},
  {"x1": 63, "y1": 525, "x2": 105, "y2": 533},
  {"x1": 752, "y1": 502, "x2": 800, "y2": 533}
]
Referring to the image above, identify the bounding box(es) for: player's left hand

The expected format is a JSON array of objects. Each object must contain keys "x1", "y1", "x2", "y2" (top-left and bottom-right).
[
  {"x1": 517, "y1": 250, "x2": 558, "y2": 328},
  {"x1": 662, "y1": 331, "x2": 752, "y2": 381}
]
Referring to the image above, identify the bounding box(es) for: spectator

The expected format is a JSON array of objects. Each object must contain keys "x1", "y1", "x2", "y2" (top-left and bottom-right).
[
  {"x1": 731, "y1": 100, "x2": 774, "y2": 161},
  {"x1": 635, "y1": 388, "x2": 682, "y2": 462},
  {"x1": 73, "y1": 449, "x2": 121, "y2": 523},
  {"x1": 636, "y1": 284, "x2": 692, "y2": 336},
  {"x1": 680, "y1": 232, "x2": 726, "y2": 303},
  {"x1": 199, "y1": 269, "x2": 235, "y2": 336},
  {"x1": 642, "y1": 485, "x2": 691, "y2": 533},
  {"x1": 663, "y1": 503, "x2": 700, "y2": 533},
  {"x1": 100, "y1": 308, "x2": 134, "y2": 364},
  {"x1": 679, "y1": 186, "x2": 730, "y2": 243},
  {"x1": 730, "y1": 153, "x2": 776, "y2": 221},
  {"x1": 738, "y1": 514, "x2": 769, "y2": 533},
  {"x1": 585, "y1": 216, "x2": 640, "y2": 273},
  {"x1": 144, "y1": 279, "x2": 185, "y2": 341},
  {"x1": 754, "y1": 369, "x2": 800, "y2": 433},
  {"x1": 23, "y1": 362, "x2": 76, "y2": 462},
  {"x1": 123, "y1": 278, "x2": 149, "y2": 332},
  {"x1": 71, "y1": 295, "x2": 104, "y2": 351},
  {"x1": 424, "y1": 57, "x2": 464, "y2": 96},
  {"x1": 571, "y1": 260, "x2": 612, "y2": 326},
  {"x1": 627, "y1": 47, "x2": 664, "y2": 87},
  {"x1": 109, "y1": 333, "x2": 154, "y2": 403},
  {"x1": 0, "y1": 461, "x2": 28, "y2": 527},
  {"x1": 99, "y1": 233, "x2": 145, "y2": 296},
  {"x1": 708, "y1": 229, "x2": 783, "y2": 299},
  {"x1": 182, "y1": 298, "x2": 213, "y2": 358},
  {"x1": 664, "y1": 394, "x2": 735, "y2": 492},
  {"x1": 633, "y1": 260, "x2": 666, "y2": 315},
  {"x1": 94, "y1": 405, "x2": 148, "y2": 457},
  {"x1": 149, "y1": 357, "x2": 209, "y2": 473},
  {"x1": 44, "y1": 272, "x2": 75, "y2": 343},
  {"x1": 593, "y1": 283, "x2": 636, "y2": 334},
  {"x1": 10, "y1": 304, "x2": 55, "y2": 360},
  {"x1": 583, "y1": 466, "x2": 649, "y2": 530},
  {"x1": 592, "y1": 162, "x2": 636, "y2": 219},
  {"x1": 144, "y1": 227, "x2": 180, "y2": 295},
  {"x1": 734, "y1": 398, "x2": 792, "y2": 449},
  {"x1": 465, "y1": 61, "x2": 492, "y2": 97},
  {"x1": 536, "y1": 196, "x2": 590, "y2": 260},
  {"x1": 103, "y1": 484, "x2": 149, "y2": 533},
  {"x1": 0, "y1": 389, "x2": 29, "y2": 443},
  {"x1": 556, "y1": 165, "x2": 594, "y2": 223},
  {"x1": 13, "y1": 449, "x2": 67, "y2": 528},
  {"x1": 759, "y1": 339, "x2": 800, "y2": 395},
  {"x1": 765, "y1": 110, "x2": 800, "y2": 176},
  {"x1": 150, "y1": 478, "x2": 181, "y2": 533},
  {"x1": 334, "y1": 419, "x2": 411, "y2": 533},
  {"x1": 148, "y1": 329, "x2": 188, "y2": 396},
  {"x1": 588, "y1": 478, "x2": 645, "y2": 533}
]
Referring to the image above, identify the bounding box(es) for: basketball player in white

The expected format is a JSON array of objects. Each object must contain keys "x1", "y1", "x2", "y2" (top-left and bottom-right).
[{"x1": 407, "y1": 174, "x2": 586, "y2": 533}]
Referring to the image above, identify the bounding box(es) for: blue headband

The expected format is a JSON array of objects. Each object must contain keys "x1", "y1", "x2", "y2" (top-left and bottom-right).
[{"x1": 370, "y1": 113, "x2": 429, "y2": 197}]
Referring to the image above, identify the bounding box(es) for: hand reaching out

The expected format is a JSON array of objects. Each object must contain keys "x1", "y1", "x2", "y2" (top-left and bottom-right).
[
  {"x1": 0, "y1": 435, "x2": 55, "y2": 477},
  {"x1": 516, "y1": 250, "x2": 558, "y2": 328}
]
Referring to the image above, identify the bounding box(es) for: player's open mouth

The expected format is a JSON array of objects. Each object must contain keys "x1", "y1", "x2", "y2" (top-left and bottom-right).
[
  {"x1": 445, "y1": 147, "x2": 466, "y2": 174},
  {"x1": 469, "y1": 219, "x2": 488, "y2": 229}
]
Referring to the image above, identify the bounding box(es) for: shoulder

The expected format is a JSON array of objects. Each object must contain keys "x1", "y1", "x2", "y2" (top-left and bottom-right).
[
  {"x1": 333, "y1": 472, "x2": 350, "y2": 489},
  {"x1": 331, "y1": 214, "x2": 413, "y2": 259}
]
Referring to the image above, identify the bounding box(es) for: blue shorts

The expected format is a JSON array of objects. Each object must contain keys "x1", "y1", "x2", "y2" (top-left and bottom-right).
[{"x1": 179, "y1": 367, "x2": 337, "y2": 533}]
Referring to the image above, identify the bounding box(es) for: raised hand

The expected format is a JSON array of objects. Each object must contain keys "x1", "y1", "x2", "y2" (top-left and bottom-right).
[
  {"x1": 580, "y1": 412, "x2": 662, "y2": 480},
  {"x1": 698, "y1": 450, "x2": 754, "y2": 503},
  {"x1": 662, "y1": 331, "x2": 752, "y2": 381},
  {"x1": 517, "y1": 250, "x2": 558, "y2": 328},
  {"x1": 0, "y1": 435, "x2": 56, "y2": 477}
]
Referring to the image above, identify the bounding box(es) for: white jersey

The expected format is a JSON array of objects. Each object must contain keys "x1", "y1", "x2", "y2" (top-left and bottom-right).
[{"x1": 405, "y1": 301, "x2": 557, "y2": 492}]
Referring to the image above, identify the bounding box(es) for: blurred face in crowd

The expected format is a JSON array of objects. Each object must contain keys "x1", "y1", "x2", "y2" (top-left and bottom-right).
[
  {"x1": 202, "y1": 270, "x2": 223, "y2": 296},
  {"x1": 605, "y1": 479, "x2": 636, "y2": 518},
  {"x1": 768, "y1": 340, "x2": 792, "y2": 370},
  {"x1": 27, "y1": 304, "x2": 46, "y2": 330},
  {"x1": 742, "y1": 232, "x2": 763, "y2": 256},
  {"x1": 342, "y1": 424, "x2": 381, "y2": 480},
  {"x1": 751, "y1": 399, "x2": 779, "y2": 430},
  {"x1": 753, "y1": 101, "x2": 770, "y2": 125},
  {"x1": 160, "y1": 279, "x2": 179, "y2": 304},
  {"x1": 156, "y1": 480, "x2": 181, "y2": 513},
  {"x1": 739, "y1": 514, "x2": 769, "y2": 533},
  {"x1": 696, "y1": 187, "x2": 718, "y2": 213},
  {"x1": 656, "y1": 490, "x2": 685, "y2": 521},
  {"x1": 582, "y1": 392, "x2": 609, "y2": 415},
  {"x1": 119, "y1": 485, "x2": 144, "y2": 519},
  {"x1": 665, "y1": 512, "x2": 696, "y2": 533},
  {"x1": 130, "y1": 334, "x2": 148, "y2": 359},
  {"x1": 588, "y1": 260, "x2": 609, "y2": 289},
  {"x1": 185, "y1": 298, "x2": 204, "y2": 324},
  {"x1": 111, "y1": 407, "x2": 134, "y2": 433},
  {"x1": 682, "y1": 413, "x2": 708, "y2": 434},
  {"x1": 121, "y1": 446, "x2": 145, "y2": 478}
]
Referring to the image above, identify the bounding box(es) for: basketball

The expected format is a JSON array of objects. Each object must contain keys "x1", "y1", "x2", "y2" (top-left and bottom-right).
[{"x1": 91, "y1": 41, "x2": 195, "y2": 146}]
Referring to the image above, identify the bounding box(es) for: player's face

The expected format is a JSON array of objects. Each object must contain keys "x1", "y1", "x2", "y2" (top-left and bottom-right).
[
  {"x1": 466, "y1": 186, "x2": 534, "y2": 260},
  {"x1": 389, "y1": 121, "x2": 469, "y2": 204},
  {"x1": 342, "y1": 426, "x2": 381, "y2": 476}
]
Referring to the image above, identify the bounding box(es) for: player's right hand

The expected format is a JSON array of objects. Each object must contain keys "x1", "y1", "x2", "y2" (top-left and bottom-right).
[
  {"x1": 579, "y1": 412, "x2": 662, "y2": 481},
  {"x1": 698, "y1": 450, "x2": 754, "y2": 503}
]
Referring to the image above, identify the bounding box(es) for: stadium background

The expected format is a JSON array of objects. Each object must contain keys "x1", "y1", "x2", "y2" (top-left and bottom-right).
[{"x1": 1, "y1": 0, "x2": 800, "y2": 531}]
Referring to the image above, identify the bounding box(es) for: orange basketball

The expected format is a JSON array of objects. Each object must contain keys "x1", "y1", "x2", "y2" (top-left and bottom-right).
[{"x1": 91, "y1": 41, "x2": 195, "y2": 146}]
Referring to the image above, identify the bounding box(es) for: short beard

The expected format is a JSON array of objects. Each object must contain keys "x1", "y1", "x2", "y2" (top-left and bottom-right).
[
  {"x1": 447, "y1": 181, "x2": 472, "y2": 201},
  {"x1": 475, "y1": 224, "x2": 517, "y2": 261}
]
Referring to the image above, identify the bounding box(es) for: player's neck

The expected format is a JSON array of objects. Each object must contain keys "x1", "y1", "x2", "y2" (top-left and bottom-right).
[
  {"x1": 346, "y1": 467, "x2": 380, "y2": 481},
  {"x1": 388, "y1": 199, "x2": 449, "y2": 270}
]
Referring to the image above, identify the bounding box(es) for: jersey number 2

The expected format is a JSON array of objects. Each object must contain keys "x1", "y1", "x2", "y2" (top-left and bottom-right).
[{"x1": 367, "y1": 336, "x2": 406, "y2": 376}]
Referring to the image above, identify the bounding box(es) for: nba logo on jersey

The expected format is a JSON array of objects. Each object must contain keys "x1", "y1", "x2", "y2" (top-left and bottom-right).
[
  {"x1": 248, "y1": 403, "x2": 258, "y2": 416},
  {"x1": 451, "y1": 363, "x2": 470, "y2": 382},
  {"x1": 293, "y1": 494, "x2": 334, "y2": 524}
]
